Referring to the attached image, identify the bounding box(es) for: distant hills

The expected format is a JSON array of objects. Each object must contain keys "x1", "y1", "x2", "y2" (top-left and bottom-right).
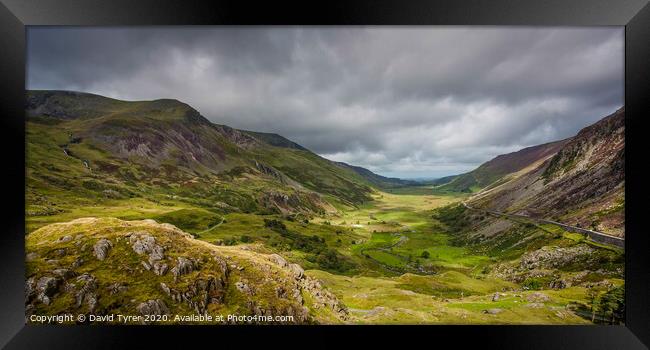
[
  {"x1": 334, "y1": 162, "x2": 419, "y2": 189},
  {"x1": 26, "y1": 90, "x2": 624, "y2": 236},
  {"x1": 436, "y1": 140, "x2": 569, "y2": 193}
]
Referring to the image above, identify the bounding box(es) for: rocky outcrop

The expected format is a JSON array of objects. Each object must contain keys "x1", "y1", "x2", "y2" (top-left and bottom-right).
[
  {"x1": 289, "y1": 264, "x2": 305, "y2": 280},
  {"x1": 259, "y1": 191, "x2": 326, "y2": 215},
  {"x1": 52, "y1": 268, "x2": 75, "y2": 279},
  {"x1": 152, "y1": 262, "x2": 169, "y2": 276},
  {"x1": 34, "y1": 276, "x2": 61, "y2": 305},
  {"x1": 526, "y1": 292, "x2": 550, "y2": 303},
  {"x1": 171, "y1": 257, "x2": 196, "y2": 281},
  {"x1": 129, "y1": 232, "x2": 169, "y2": 275},
  {"x1": 483, "y1": 308, "x2": 503, "y2": 315},
  {"x1": 299, "y1": 277, "x2": 347, "y2": 318},
  {"x1": 268, "y1": 254, "x2": 288, "y2": 268},
  {"x1": 265, "y1": 253, "x2": 347, "y2": 320},
  {"x1": 26, "y1": 217, "x2": 347, "y2": 324},
  {"x1": 213, "y1": 124, "x2": 259, "y2": 149},
  {"x1": 137, "y1": 299, "x2": 169, "y2": 317},
  {"x1": 74, "y1": 273, "x2": 98, "y2": 312},
  {"x1": 520, "y1": 245, "x2": 595, "y2": 270},
  {"x1": 129, "y1": 233, "x2": 165, "y2": 262},
  {"x1": 160, "y1": 275, "x2": 226, "y2": 314},
  {"x1": 26, "y1": 270, "x2": 95, "y2": 311},
  {"x1": 255, "y1": 160, "x2": 288, "y2": 184},
  {"x1": 93, "y1": 238, "x2": 112, "y2": 260}
]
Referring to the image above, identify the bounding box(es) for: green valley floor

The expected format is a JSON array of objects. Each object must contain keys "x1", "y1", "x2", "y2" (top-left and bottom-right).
[{"x1": 25, "y1": 187, "x2": 624, "y2": 324}]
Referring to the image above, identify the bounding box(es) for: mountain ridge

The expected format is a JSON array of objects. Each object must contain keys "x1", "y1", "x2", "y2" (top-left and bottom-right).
[
  {"x1": 437, "y1": 139, "x2": 570, "y2": 193},
  {"x1": 24, "y1": 90, "x2": 626, "y2": 325},
  {"x1": 26, "y1": 90, "x2": 386, "y2": 219},
  {"x1": 468, "y1": 107, "x2": 625, "y2": 236},
  {"x1": 334, "y1": 162, "x2": 419, "y2": 188}
]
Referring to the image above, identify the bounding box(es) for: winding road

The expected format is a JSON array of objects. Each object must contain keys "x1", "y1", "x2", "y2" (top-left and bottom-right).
[{"x1": 462, "y1": 202, "x2": 624, "y2": 248}]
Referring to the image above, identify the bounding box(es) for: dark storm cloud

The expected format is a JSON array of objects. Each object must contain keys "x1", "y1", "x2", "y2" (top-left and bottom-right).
[{"x1": 27, "y1": 27, "x2": 623, "y2": 178}]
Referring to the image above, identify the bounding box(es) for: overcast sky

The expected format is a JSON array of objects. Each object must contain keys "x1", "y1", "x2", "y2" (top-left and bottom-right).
[{"x1": 27, "y1": 27, "x2": 623, "y2": 179}]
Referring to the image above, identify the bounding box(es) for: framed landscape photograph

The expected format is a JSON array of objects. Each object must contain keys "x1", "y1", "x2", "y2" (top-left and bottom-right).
[{"x1": 0, "y1": 0, "x2": 648, "y2": 349}]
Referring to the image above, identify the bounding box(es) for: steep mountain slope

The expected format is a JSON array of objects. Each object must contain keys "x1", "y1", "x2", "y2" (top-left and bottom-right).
[
  {"x1": 437, "y1": 140, "x2": 569, "y2": 193},
  {"x1": 335, "y1": 162, "x2": 419, "y2": 189},
  {"x1": 469, "y1": 108, "x2": 625, "y2": 236},
  {"x1": 241, "y1": 130, "x2": 308, "y2": 151},
  {"x1": 26, "y1": 90, "x2": 377, "y2": 227},
  {"x1": 26, "y1": 217, "x2": 347, "y2": 324}
]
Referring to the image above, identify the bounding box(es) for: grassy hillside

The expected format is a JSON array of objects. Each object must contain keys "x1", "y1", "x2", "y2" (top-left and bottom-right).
[
  {"x1": 25, "y1": 91, "x2": 625, "y2": 325},
  {"x1": 26, "y1": 90, "x2": 376, "y2": 234},
  {"x1": 26, "y1": 218, "x2": 347, "y2": 324}
]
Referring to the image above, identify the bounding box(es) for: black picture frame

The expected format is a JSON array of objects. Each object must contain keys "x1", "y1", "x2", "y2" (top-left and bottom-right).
[{"x1": 1, "y1": 0, "x2": 648, "y2": 348}]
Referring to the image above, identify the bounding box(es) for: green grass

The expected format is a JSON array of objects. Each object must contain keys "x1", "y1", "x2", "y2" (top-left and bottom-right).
[
  {"x1": 24, "y1": 90, "x2": 625, "y2": 325},
  {"x1": 152, "y1": 208, "x2": 223, "y2": 234}
]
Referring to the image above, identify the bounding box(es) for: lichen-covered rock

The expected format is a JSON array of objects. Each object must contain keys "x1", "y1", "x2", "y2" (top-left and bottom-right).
[
  {"x1": 58, "y1": 235, "x2": 73, "y2": 243},
  {"x1": 137, "y1": 299, "x2": 169, "y2": 317},
  {"x1": 148, "y1": 246, "x2": 165, "y2": 264},
  {"x1": 159, "y1": 277, "x2": 225, "y2": 314},
  {"x1": 526, "y1": 292, "x2": 550, "y2": 303},
  {"x1": 131, "y1": 234, "x2": 161, "y2": 255},
  {"x1": 74, "y1": 273, "x2": 98, "y2": 311},
  {"x1": 93, "y1": 238, "x2": 112, "y2": 260},
  {"x1": 152, "y1": 262, "x2": 168, "y2": 276},
  {"x1": 54, "y1": 248, "x2": 67, "y2": 257},
  {"x1": 275, "y1": 285, "x2": 287, "y2": 299},
  {"x1": 129, "y1": 233, "x2": 166, "y2": 266},
  {"x1": 299, "y1": 276, "x2": 348, "y2": 318},
  {"x1": 171, "y1": 257, "x2": 195, "y2": 280},
  {"x1": 269, "y1": 254, "x2": 288, "y2": 268},
  {"x1": 130, "y1": 234, "x2": 155, "y2": 254},
  {"x1": 484, "y1": 308, "x2": 503, "y2": 315},
  {"x1": 160, "y1": 282, "x2": 171, "y2": 296},
  {"x1": 289, "y1": 263, "x2": 304, "y2": 279},
  {"x1": 35, "y1": 276, "x2": 61, "y2": 305}
]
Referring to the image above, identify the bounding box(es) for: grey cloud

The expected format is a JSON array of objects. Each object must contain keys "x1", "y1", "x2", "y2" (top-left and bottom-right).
[{"x1": 27, "y1": 27, "x2": 623, "y2": 178}]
